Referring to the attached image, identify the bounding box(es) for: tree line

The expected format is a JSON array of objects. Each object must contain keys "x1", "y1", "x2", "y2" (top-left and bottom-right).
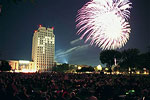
[{"x1": 100, "y1": 48, "x2": 150, "y2": 71}]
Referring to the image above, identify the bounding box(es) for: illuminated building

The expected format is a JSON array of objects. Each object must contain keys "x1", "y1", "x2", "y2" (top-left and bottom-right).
[
  {"x1": 9, "y1": 60, "x2": 36, "y2": 72},
  {"x1": 32, "y1": 25, "x2": 55, "y2": 72}
]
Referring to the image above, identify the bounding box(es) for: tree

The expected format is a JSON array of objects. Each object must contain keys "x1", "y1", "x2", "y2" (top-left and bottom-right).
[
  {"x1": 52, "y1": 63, "x2": 76, "y2": 73},
  {"x1": 77, "y1": 66, "x2": 95, "y2": 72},
  {"x1": 119, "y1": 48, "x2": 140, "y2": 69},
  {"x1": 0, "y1": 60, "x2": 11, "y2": 72},
  {"x1": 148, "y1": 45, "x2": 150, "y2": 52},
  {"x1": 100, "y1": 50, "x2": 121, "y2": 67},
  {"x1": 138, "y1": 52, "x2": 150, "y2": 70}
]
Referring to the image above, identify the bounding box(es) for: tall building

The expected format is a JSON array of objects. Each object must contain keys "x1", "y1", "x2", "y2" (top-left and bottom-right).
[{"x1": 32, "y1": 25, "x2": 55, "y2": 72}]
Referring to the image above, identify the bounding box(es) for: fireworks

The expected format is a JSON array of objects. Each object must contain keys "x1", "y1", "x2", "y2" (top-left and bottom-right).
[{"x1": 76, "y1": 0, "x2": 132, "y2": 50}]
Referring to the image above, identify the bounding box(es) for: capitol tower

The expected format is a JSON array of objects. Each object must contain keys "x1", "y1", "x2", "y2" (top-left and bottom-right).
[{"x1": 32, "y1": 25, "x2": 55, "y2": 72}]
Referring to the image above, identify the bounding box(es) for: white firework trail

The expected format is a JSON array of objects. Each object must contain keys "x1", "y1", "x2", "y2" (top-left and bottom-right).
[{"x1": 76, "y1": 0, "x2": 132, "y2": 50}]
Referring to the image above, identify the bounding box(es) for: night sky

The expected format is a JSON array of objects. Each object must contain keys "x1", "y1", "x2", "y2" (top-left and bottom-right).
[{"x1": 0, "y1": 0, "x2": 149, "y2": 66}]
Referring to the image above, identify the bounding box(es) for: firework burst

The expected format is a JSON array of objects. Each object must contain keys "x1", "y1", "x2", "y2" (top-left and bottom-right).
[{"x1": 76, "y1": 0, "x2": 132, "y2": 50}]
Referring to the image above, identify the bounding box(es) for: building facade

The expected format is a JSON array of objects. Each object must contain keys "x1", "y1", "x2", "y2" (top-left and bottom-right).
[
  {"x1": 32, "y1": 25, "x2": 55, "y2": 72},
  {"x1": 9, "y1": 60, "x2": 35, "y2": 72}
]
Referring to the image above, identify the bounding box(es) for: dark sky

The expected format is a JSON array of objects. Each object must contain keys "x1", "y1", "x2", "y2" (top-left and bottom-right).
[{"x1": 0, "y1": 0, "x2": 149, "y2": 66}]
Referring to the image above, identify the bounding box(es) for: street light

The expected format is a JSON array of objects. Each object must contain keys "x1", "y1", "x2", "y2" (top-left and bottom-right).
[
  {"x1": 78, "y1": 66, "x2": 82, "y2": 70},
  {"x1": 105, "y1": 67, "x2": 109, "y2": 71},
  {"x1": 97, "y1": 65, "x2": 102, "y2": 71}
]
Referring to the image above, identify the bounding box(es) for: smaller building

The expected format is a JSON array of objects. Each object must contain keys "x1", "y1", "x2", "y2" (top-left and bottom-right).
[{"x1": 9, "y1": 60, "x2": 36, "y2": 73}]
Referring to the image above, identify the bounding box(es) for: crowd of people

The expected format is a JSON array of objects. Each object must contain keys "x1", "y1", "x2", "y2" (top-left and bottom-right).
[{"x1": 0, "y1": 72, "x2": 150, "y2": 100}]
